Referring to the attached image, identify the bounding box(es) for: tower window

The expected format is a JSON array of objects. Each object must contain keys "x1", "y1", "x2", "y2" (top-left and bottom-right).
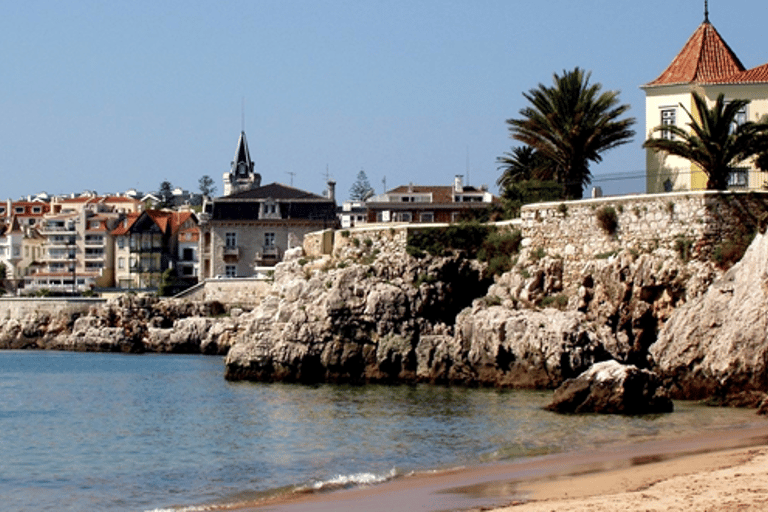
[{"x1": 661, "y1": 108, "x2": 676, "y2": 140}]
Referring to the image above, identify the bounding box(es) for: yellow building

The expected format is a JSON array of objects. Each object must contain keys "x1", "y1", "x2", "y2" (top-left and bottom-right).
[{"x1": 642, "y1": 12, "x2": 768, "y2": 193}]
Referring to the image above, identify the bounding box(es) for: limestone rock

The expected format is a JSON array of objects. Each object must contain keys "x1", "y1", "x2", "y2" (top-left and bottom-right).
[
  {"x1": 651, "y1": 232, "x2": 768, "y2": 399},
  {"x1": 546, "y1": 360, "x2": 673, "y2": 414}
]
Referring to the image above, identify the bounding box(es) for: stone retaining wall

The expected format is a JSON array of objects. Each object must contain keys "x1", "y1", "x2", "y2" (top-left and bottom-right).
[
  {"x1": 174, "y1": 278, "x2": 272, "y2": 308},
  {"x1": 303, "y1": 191, "x2": 767, "y2": 290},
  {"x1": 520, "y1": 191, "x2": 768, "y2": 261},
  {"x1": 0, "y1": 298, "x2": 107, "y2": 320}
]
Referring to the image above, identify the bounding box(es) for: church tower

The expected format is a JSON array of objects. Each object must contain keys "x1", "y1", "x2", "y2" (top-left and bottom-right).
[{"x1": 223, "y1": 131, "x2": 262, "y2": 196}]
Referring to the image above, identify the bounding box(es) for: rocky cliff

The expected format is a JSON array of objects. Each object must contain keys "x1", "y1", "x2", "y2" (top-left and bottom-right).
[
  {"x1": 223, "y1": 237, "x2": 723, "y2": 394},
  {"x1": 651, "y1": 231, "x2": 768, "y2": 400},
  {"x1": 6, "y1": 223, "x2": 767, "y2": 407},
  {"x1": 0, "y1": 295, "x2": 235, "y2": 355}
]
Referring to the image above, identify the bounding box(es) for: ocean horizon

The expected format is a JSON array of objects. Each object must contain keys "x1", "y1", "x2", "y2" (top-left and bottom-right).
[{"x1": 1, "y1": 350, "x2": 762, "y2": 512}]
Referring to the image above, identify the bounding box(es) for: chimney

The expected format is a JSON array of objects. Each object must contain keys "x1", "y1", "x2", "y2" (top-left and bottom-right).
[
  {"x1": 454, "y1": 175, "x2": 464, "y2": 193},
  {"x1": 327, "y1": 180, "x2": 336, "y2": 202}
]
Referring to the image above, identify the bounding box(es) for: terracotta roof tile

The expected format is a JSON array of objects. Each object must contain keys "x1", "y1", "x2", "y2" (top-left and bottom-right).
[
  {"x1": 718, "y1": 62, "x2": 768, "y2": 84},
  {"x1": 645, "y1": 22, "x2": 745, "y2": 87},
  {"x1": 110, "y1": 213, "x2": 141, "y2": 236}
]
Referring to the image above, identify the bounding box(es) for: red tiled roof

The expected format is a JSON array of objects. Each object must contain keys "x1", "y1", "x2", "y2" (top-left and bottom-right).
[
  {"x1": 645, "y1": 22, "x2": 745, "y2": 87},
  {"x1": 145, "y1": 210, "x2": 170, "y2": 233},
  {"x1": 110, "y1": 213, "x2": 141, "y2": 236},
  {"x1": 169, "y1": 211, "x2": 195, "y2": 235},
  {"x1": 386, "y1": 185, "x2": 495, "y2": 204},
  {"x1": 719, "y1": 62, "x2": 768, "y2": 84}
]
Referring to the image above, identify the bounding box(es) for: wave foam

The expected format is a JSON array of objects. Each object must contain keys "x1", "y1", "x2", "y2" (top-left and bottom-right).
[{"x1": 302, "y1": 468, "x2": 397, "y2": 492}]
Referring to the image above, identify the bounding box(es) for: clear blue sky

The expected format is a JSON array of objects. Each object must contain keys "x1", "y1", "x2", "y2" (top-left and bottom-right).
[{"x1": 1, "y1": 1, "x2": 765, "y2": 202}]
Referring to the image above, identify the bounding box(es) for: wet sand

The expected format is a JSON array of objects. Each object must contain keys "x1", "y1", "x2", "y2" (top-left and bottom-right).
[{"x1": 229, "y1": 420, "x2": 768, "y2": 512}]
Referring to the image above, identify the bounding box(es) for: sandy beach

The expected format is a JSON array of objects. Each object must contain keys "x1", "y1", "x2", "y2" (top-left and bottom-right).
[
  {"x1": 494, "y1": 444, "x2": 768, "y2": 511},
  {"x1": 237, "y1": 420, "x2": 768, "y2": 512}
]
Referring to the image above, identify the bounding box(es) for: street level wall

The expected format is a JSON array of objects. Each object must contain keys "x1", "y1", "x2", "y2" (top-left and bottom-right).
[{"x1": 0, "y1": 298, "x2": 106, "y2": 320}]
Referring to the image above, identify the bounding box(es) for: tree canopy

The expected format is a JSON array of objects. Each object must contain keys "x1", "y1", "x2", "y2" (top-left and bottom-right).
[
  {"x1": 349, "y1": 169, "x2": 375, "y2": 201},
  {"x1": 198, "y1": 175, "x2": 216, "y2": 197},
  {"x1": 496, "y1": 145, "x2": 554, "y2": 190},
  {"x1": 505, "y1": 67, "x2": 635, "y2": 199},
  {"x1": 158, "y1": 180, "x2": 173, "y2": 208},
  {"x1": 643, "y1": 92, "x2": 768, "y2": 190}
]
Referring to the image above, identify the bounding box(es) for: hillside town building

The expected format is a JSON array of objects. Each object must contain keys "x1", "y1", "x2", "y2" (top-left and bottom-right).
[
  {"x1": 643, "y1": 10, "x2": 768, "y2": 193},
  {"x1": 111, "y1": 209, "x2": 199, "y2": 290},
  {"x1": 24, "y1": 196, "x2": 140, "y2": 293},
  {"x1": 200, "y1": 131, "x2": 337, "y2": 278},
  {"x1": 364, "y1": 176, "x2": 497, "y2": 224}
]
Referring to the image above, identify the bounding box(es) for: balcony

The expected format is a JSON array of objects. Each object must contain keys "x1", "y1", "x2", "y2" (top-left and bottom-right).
[
  {"x1": 223, "y1": 245, "x2": 240, "y2": 258},
  {"x1": 44, "y1": 253, "x2": 75, "y2": 261},
  {"x1": 40, "y1": 224, "x2": 76, "y2": 234},
  {"x1": 130, "y1": 265, "x2": 162, "y2": 274},
  {"x1": 262, "y1": 246, "x2": 279, "y2": 258},
  {"x1": 130, "y1": 245, "x2": 163, "y2": 253}
]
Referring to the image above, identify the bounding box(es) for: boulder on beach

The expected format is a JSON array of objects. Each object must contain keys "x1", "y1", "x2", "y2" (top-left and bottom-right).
[{"x1": 546, "y1": 360, "x2": 673, "y2": 415}]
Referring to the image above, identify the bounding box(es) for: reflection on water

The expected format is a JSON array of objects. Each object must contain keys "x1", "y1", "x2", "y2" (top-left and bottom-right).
[{"x1": 0, "y1": 351, "x2": 762, "y2": 512}]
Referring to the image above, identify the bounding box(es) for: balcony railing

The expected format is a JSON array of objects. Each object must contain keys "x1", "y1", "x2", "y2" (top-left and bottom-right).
[
  {"x1": 39, "y1": 225, "x2": 76, "y2": 234},
  {"x1": 130, "y1": 265, "x2": 162, "y2": 273},
  {"x1": 223, "y1": 245, "x2": 239, "y2": 258},
  {"x1": 262, "y1": 246, "x2": 279, "y2": 258}
]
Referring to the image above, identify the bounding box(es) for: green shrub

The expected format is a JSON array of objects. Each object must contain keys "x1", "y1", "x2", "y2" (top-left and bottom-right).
[
  {"x1": 406, "y1": 222, "x2": 491, "y2": 258},
  {"x1": 363, "y1": 238, "x2": 373, "y2": 248},
  {"x1": 712, "y1": 231, "x2": 754, "y2": 269},
  {"x1": 352, "y1": 238, "x2": 360, "y2": 247},
  {"x1": 539, "y1": 294, "x2": 569, "y2": 310},
  {"x1": 674, "y1": 236, "x2": 694, "y2": 263},
  {"x1": 406, "y1": 245, "x2": 426, "y2": 259},
  {"x1": 557, "y1": 203, "x2": 568, "y2": 217},
  {"x1": 596, "y1": 206, "x2": 618, "y2": 234},
  {"x1": 484, "y1": 295, "x2": 503, "y2": 307},
  {"x1": 341, "y1": 230, "x2": 350, "y2": 238},
  {"x1": 414, "y1": 273, "x2": 437, "y2": 287},
  {"x1": 484, "y1": 255, "x2": 513, "y2": 278},
  {"x1": 595, "y1": 250, "x2": 618, "y2": 259}
]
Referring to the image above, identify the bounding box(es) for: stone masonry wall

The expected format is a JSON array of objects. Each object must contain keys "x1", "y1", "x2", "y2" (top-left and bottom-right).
[
  {"x1": 521, "y1": 191, "x2": 768, "y2": 258},
  {"x1": 175, "y1": 278, "x2": 272, "y2": 308},
  {"x1": 0, "y1": 298, "x2": 107, "y2": 320},
  {"x1": 521, "y1": 191, "x2": 768, "y2": 285}
]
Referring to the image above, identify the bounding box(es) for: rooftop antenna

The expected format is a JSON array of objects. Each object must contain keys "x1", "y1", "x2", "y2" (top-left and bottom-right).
[
  {"x1": 322, "y1": 164, "x2": 331, "y2": 182},
  {"x1": 466, "y1": 146, "x2": 470, "y2": 186},
  {"x1": 704, "y1": 0, "x2": 709, "y2": 22},
  {"x1": 382, "y1": 176, "x2": 387, "y2": 193},
  {"x1": 286, "y1": 171, "x2": 296, "y2": 187}
]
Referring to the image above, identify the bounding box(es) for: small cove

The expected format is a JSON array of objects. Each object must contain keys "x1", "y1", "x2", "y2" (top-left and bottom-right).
[{"x1": 0, "y1": 350, "x2": 762, "y2": 512}]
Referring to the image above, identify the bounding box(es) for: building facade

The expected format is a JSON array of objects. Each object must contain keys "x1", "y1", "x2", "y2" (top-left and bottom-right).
[
  {"x1": 200, "y1": 131, "x2": 337, "y2": 278},
  {"x1": 642, "y1": 12, "x2": 768, "y2": 193},
  {"x1": 112, "y1": 209, "x2": 199, "y2": 290},
  {"x1": 26, "y1": 196, "x2": 140, "y2": 293},
  {"x1": 365, "y1": 176, "x2": 497, "y2": 224}
]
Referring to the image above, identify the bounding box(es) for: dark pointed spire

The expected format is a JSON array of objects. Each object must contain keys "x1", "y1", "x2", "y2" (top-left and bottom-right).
[
  {"x1": 704, "y1": 0, "x2": 709, "y2": 23},
  {"x1": 231, "y1": 131, "x2": 254, "y2": 178}
]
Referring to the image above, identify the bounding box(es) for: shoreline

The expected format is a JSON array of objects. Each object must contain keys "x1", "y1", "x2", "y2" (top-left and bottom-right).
[{"x1": 220, "y1": 420, "x2": 768, "y2": 512}]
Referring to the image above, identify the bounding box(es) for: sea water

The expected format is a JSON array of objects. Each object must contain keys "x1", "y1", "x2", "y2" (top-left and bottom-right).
[{"x1": 0, "y1": 351, "x2": 762, "y2": 512}]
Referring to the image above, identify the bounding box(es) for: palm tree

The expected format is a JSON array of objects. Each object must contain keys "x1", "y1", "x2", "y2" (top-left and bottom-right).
[
  {"x1": 644, "y1": 92, "x2": 768, "y2": 190},
  {"x1": 495, "y1": 145, "x2": 554, "y2": 190},
  {"x1": 506, "y1": 68, "x2": 635, "y2": 199}
]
